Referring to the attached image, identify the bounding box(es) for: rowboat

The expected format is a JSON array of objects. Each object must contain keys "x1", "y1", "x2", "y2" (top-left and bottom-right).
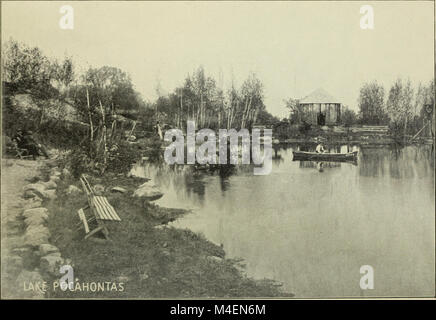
[{"x1": 292, "y1": 150, "x2": 358, "y2": 163}]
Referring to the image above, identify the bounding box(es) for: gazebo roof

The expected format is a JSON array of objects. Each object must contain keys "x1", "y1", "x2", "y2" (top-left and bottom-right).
[{"x1": 299, "y1": 88, "x2": 340, "y2": 104}]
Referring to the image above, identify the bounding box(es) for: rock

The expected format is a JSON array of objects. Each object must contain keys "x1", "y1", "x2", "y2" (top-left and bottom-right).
[
  {"x1": 24, "y1": 225, "x2": 50, "y2": 247},
  {"x1": 162, "y1": 242, "x2": 168, "y2": 248},
  {"x1": 23, "y1": 183, "x2": 55, "y2": 200},
  {"x1": 44, "y1": 189, "x2": 57, "y2": 200},
  {"x1": 42, "y1": 179, "x2": 57, "y2": 190},
  {"x1": 23, "y1": 183, "x2": 46, "y2": 195},
  {"x1": 24, "y1": 214, "x2": 48, "y2": 227},
  {"x1": 39, "y1": 244, "x2": 59, "y2": 256},
  {"x1": 111, "y1": 187, "x2": 127, "y2": 194},
  {"x1": 23, "y1": 207, "x2": 48, "y2": 219},
  {"x1": 26, "y1": 224, "x2": 50, "y2": 235},
  {"x1": 133, "y1": 181, "x2": 163, "y2": 201},
  {"x1": 206, "y1": 256, "x2": 223, "y2": 263},
  {"x1": 11, "y1": 247, "x2": 32, "y2": 256},
  {"x1": 50, "y1": 175, "x2": 61, "y2": 183},
  {"x1": 50, "y1": 168, "x2": 62, "y2": 177},
  {"x1": 93, "y1": 184, "x2": 105, "y2": 195},
  {"x1": 43, "y1": 251, "x2": 61, "y2": 258},
  {"x1": 66, "y1": 185, "x2": 82, "y2": 195},
  {"x1": 40, "y1": 254, "x2": 64, "y2": 276},
  {"x1": 154, "y1": 224, "x2": 167, "y2": 230},
  {"x1": 23, "y1": 198, "x2": 43, "y2": 210},
  {"x1": 62, "y1": 168, "x2": 71, "y2": 179},
  {"x1": 23, "y1": 190, "x2": 38, "y2": 199},
  {"x1": 127, "y1": 170, "x2": 150, "y2": 179}
]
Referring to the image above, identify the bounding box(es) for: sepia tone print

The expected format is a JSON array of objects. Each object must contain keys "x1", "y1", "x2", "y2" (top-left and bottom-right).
[{"x1": 1, "y1": 1, "x2": 434, "y2": 299}]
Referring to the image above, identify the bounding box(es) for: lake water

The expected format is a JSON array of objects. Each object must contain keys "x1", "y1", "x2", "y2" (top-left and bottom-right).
[{"x1": 132, "y1": 144, "x2": 435, "y2": 298}]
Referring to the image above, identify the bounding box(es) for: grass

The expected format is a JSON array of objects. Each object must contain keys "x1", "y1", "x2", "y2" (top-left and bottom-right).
[{"x1": 44, "y1": 170, "x2": 291, "y2": 298}]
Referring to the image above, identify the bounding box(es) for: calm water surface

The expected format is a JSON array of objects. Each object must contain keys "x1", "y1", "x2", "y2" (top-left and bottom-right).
[{"x1": 132, "y1": 145, "x2": 435, "y2": 297}]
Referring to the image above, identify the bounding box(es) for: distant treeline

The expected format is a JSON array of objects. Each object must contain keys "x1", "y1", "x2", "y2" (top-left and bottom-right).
[
  {"x1": 153, "y1": 67, "x2": 280, "y2": 131},
  {"x1": 284, "y1": 79, "x2": 434, "y2": 137},
  {"x1": 356, "y1": 79, "x2": 434, "y2": 136}
]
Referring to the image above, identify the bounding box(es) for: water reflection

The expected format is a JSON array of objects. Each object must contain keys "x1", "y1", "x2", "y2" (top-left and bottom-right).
[{"x1": 132, "y1": 144, "x2": 435, "y2": 297}]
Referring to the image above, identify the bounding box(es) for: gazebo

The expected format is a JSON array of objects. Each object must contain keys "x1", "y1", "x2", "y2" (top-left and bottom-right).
[{"x1": 299, "y1": 88, "x2": 341, "y2": 125}]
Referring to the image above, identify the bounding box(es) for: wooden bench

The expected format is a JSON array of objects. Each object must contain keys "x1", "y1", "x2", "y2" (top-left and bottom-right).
[{"x1": 77, "y1": 174, "x2": 121, "y2": 240}]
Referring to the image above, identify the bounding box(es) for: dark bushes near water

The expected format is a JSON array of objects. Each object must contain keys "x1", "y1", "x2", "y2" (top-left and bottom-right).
[
  {"x1": 69, "y1": 141, "x2": 143, "y2": 178},
  {"x1": 69, "y1": 147, "x2": 94, "y2": 178},
  {"x1": 106, "y1": 141, "x2": 143, "y2": 174}
]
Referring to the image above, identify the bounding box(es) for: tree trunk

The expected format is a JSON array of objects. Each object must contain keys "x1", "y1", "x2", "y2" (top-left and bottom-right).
[
  {"x1": 86, "y1": 88, "x2": 93, "y2": 140},
  {"x1": 98, "y1": 100, "x2": 107, "y2": 173}
]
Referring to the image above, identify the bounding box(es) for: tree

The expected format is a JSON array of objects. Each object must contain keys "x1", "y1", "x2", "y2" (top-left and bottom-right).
[
  {"x1": 386, "y1": 78, "x2": 414, "y2": 136},
  {"x1": 416, "y1": 79, "x2": 435, "y2": 137},
  {"x1": 285, "y1": 98, "x2": 304, "y2": 124},
  {"x1": 358, "y1": 81, "x2": 387, "y2": 125},
  {"x1": 239, "y1": 73, "x2": 264, "y2": 129},
  {"x1": 2, "y1": 39, "x2": 57, "y2": 98},
  {"x1": 147, "y1": 67, "x2": 267, "y2": 131},
  {"x1": 51, "y1": 57, "x2": 74, "y2": 96},
  {"x1": 255, "y1": 109, "x2": 279, "y2": 127},
  {"x1": 341, "y1": 106, "x2": 357, "y2": 127}
]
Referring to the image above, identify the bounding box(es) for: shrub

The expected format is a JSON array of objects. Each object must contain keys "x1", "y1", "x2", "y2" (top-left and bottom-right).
[
  {"x1": 69, "y1": 147, "x2": 94, "y2": 178},
  {"x1": 106, "y1": 141, "x2": 143, "y2": 174}
]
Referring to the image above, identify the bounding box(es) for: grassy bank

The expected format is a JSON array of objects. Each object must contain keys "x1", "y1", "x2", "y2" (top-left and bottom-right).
[{"x1": 44, "y1": 169, "x2": 290, "y2": 298}]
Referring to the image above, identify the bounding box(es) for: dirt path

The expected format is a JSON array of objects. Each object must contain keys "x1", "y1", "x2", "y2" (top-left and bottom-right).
[{"x1": 1, "y1": 159, "x2": 44, "y2": 297}]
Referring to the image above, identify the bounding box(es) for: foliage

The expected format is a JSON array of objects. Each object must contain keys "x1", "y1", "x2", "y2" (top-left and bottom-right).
[
  {"x1": 2, "y1": 39, "x2": 54, "y2": 97},
  {"x1": 69, "y1": 146, "x2": 94, "y2": 178},
  {"x1": 285, "y1": 98, "x2": 305, "y2": 124},
  {"x1": 358, "y1": 81, "x2": 388, "y2": 125},
  {"x1": 341, "y1": 107, "x2": 358, "y2": 127},
  {"x1": 386, "y1": 78, "x2": 413, "y2": 124},
  {"x1": 151, "y1": 66, "x2": 270, "y2": 131},
  {"x1": 256, "y1": 109, "x2": 280, "y2": 127},
  {"x1": 106, "y1": 141, "x2": 143, "y2": 174},
  {"x1": 2, "y1": 39, "x2": 79, "y2": 146},
  {"x1": 354, "y1": 78, "x2": 433, "y2": 137}
]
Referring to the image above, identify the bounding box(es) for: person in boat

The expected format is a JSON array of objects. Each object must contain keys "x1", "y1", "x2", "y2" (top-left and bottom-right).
[{"x1": 315, "y1": 143, "x2": 325, "y2": 153}]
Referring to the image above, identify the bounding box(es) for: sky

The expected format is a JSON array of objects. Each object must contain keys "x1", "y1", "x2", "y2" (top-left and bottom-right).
[{"x1": 2, "y1": 1, "x2": 434, "y2": 118}]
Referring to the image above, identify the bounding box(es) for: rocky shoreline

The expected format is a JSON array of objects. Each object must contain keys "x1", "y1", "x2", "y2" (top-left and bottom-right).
[
  {"x1": 2, "y1": 157, "x2": 289, "y2": 298},
  {"x1": 1, "y1": 160, "x2": 73, "y2": 298}
]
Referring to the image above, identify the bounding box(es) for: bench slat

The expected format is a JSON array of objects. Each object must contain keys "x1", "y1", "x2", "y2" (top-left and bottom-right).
[
  {"x1": 98, "y1": 197, "x2": 116, "y2": 220},
  {"x1": 93, "y1": 196, "x2": 121, "y2": 221},
  {"x1": 95, "y1": 197, "x2": 111, "y2": 220},
  {"x1": 79, "y1": 174, "x2": 121, "y2": 223},
  {"x1": 98, "y1": 196, "x2": 121, "y2": 221},
  {"x1": 92, "y1": 197, "x2": 110, "y2": 220}
]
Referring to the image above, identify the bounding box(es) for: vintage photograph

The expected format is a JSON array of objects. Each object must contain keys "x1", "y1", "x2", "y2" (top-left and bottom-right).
[{"x1": 1, "y1": 1, "x2": 434, "y2": 299}]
